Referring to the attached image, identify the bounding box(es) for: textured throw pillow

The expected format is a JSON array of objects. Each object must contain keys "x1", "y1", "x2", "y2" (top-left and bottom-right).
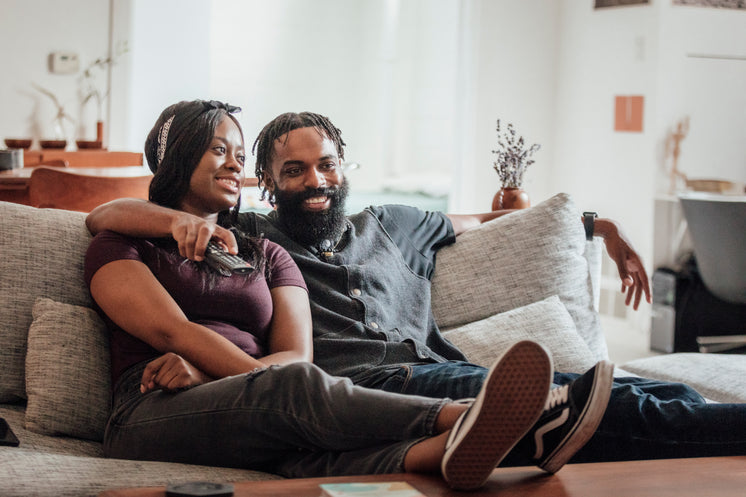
[
  {"x1": 431, "y1": 193, "x2": 608, "y2": 361},
  {"x1": 442, "y1": 296, "x2": 597, "y2": 373},
  {"x1": 25, "y1": 298, "x2": 111, "y2": 441},
  {"x1": 0, "y1": 201, "x2": 92, "y2": 402}
]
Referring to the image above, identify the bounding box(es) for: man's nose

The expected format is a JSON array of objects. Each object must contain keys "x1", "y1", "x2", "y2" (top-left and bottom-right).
[{"x1": 304, "y1": 168, "x2": 327, "y2": 189}]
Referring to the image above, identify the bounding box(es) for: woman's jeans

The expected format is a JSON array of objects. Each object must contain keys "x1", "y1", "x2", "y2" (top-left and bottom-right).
[
  {"x1": 105, "y1": 361, "x2": 446, "y2": 478},
  {"x1": 364, "y1": 361, "x2": 746, "y2": 463}
]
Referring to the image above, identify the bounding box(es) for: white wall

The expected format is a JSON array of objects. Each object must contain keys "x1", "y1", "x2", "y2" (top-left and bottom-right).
[
  {"x1": 455, "y1": 0, "x2": 560, "y2": 213},
  {"x1": 551, "y1": 0, "x2": 659, "y2": 268},
  {"x1": 119, "y1": 0, "x2": 213, "y2": 159},
  {"x1": 208, "y1": 0, "x2": 463, "y2": 195},
  {"x1": 0, "y1": 0, "x2": 111, "y2": 146},
  {"x1": 2, "y1": 1, "x2": 744, "y2": 293},
  {"x1": 653, "y1": 2, "x2": 746, "y2": 189}
]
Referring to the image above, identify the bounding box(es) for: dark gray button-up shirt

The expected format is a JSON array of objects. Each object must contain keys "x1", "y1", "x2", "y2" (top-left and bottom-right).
[{"x1": 236, "y1": 205, "x2": 466, "y2": 383}]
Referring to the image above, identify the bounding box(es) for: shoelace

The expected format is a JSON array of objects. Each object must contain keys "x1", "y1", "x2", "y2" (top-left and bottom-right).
[{"x1": 545, "y1": 385, "x2": 569, "y2": 410}]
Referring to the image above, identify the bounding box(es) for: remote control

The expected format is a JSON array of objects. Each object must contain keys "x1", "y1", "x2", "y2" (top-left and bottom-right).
[
  {"x1": 166, "y1": 481, "x2": 234, "y2": 497},
  {"x1": 204, "y1": 241, "x2": 254, "y2": 276}
]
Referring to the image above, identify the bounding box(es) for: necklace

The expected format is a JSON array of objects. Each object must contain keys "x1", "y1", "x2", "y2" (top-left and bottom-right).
[{"x1": 316, "y1": 221, "x2": 350, "y2": 258}]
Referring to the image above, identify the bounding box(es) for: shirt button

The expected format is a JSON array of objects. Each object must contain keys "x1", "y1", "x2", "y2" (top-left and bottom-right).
[
  {"x1": 370, "y1": 322, "x2": 379, "y2": 329},
  {"x1": 352, "y1": 288, "x2": 362, "y2": 296}
]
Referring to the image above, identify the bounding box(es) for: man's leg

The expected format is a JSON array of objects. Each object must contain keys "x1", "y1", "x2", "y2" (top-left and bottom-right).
[
  {"x1": 361, "y1": 361, "x2": 488, "y2": 399},
  {"x1": 360, "y1": 356, "x2": 617, "y2": 474},
  {"x1": 546, "y1": 374, "x2": 746, "y2": 462}
]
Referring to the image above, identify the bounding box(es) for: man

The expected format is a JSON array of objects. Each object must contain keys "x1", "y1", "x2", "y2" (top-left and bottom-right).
[{"x1": 88, "y1": 110, "x2": 746, "y2": 466}]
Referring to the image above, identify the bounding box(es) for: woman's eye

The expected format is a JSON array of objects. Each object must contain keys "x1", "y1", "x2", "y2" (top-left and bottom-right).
[
  {"x1": 214, "y1": 146, "x2": 226, "y2": 154},
  {"x1": 237, "y1": 155, "x2": 246, "y2": 164}
]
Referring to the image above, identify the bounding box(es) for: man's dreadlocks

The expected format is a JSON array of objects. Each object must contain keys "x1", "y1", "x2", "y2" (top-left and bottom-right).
[{"x1": 252, "y1": 112, "x2": 346, "y2": 205}]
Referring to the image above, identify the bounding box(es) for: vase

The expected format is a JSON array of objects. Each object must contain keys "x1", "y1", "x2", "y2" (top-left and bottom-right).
[
  {"x1": 491, "y1": 187, "x2": 531, "y2": 211},
  {"x1": 96, "y1": 121, "x2": 104, "y2": 143}
]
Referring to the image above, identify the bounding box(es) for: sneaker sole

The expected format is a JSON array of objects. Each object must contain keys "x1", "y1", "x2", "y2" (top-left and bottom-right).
[
  {"x1": 442, "y1": 341, "x2": 552, "y2": 490},
  {"x1": 539, "y1": 360, "x2": 614, "y2": 474}
]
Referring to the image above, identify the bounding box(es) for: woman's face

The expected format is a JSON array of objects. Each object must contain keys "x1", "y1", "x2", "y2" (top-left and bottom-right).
[{"x1": 180, "y1": 116, "x2": 246, "y2": 220}]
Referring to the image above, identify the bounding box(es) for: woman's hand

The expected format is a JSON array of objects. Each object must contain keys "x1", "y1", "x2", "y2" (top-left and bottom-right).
[
  {"x1": 595, "y1": 218, "x2": 652, "y2": 310},
  {"x1": 140, "y1": 352, "x2": 212, "y2": 394},
  {"x1": 170, "y1": 214, "x2": 238, "y2": 261}
]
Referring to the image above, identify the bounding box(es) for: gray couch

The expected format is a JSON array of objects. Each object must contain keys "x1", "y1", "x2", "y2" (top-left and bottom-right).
[{"x1": 2, "y1": 193, "x2": 745, "y2": 497}]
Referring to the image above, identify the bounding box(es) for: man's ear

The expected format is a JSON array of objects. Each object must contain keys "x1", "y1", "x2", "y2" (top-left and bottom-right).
[{"x1": 262, "y1": 173, "x2": 275, "y2": 193}]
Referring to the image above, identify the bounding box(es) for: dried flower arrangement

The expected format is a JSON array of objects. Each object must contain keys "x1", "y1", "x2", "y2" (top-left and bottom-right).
[{"x1": 491, "y1": 120, "x2": 541, "y2": 188}]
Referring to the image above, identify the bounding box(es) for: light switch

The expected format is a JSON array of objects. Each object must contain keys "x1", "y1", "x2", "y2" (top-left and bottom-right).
[{"x1": 48, "y1": 52, "x2": 80, "y2": 75}]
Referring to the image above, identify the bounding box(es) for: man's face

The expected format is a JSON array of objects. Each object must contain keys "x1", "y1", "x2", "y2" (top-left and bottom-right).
[{"x1": 264, "y1": 126, "x2": 349, "y2": 245}]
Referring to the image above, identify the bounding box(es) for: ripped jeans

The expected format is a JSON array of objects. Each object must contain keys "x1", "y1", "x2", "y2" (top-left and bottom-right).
[{"x1": 104, "y1": 361, "x2": 446, "y2": 478}]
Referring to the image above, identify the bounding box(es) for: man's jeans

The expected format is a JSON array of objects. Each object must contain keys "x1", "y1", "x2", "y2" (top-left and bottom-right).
[
  {"x1": 365, "y1": 360, "x2": 746, "y2": 463},
  {"x1": 105, "y1": 361, "x2": 446, "y2": 478}
]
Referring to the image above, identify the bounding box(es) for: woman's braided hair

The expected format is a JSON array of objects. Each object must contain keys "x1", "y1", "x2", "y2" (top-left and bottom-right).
[{"x1": 251, "y1": 112, "x2": 346, "y2": 205}]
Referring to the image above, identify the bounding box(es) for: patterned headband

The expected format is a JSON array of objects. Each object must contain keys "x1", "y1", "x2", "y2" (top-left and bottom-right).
[
  {"x1": 156, "y1": 115, "x2": 175, "y2": 166},
  {"x1": 156, "y1": 101, "x2": 242, "y2": 166}
]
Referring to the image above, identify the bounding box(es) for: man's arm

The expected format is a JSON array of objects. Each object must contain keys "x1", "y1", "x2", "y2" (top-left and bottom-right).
[
  {"x1": 446, "y1": 209, "x2": 651, "y2": 310},
  {"x1": 446, "y1": 210, "x2": 517, "y2": 236},
  {"x1": 594, "y1": 217, "x2": 651, "y2": 310},
  {"x1": 86, "y1": 199, "x2": 238, "y2": 259}
]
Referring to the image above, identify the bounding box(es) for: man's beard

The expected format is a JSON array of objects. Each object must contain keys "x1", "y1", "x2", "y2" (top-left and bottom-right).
[{"x1": 274, "y1": 178, "x2": 350, "y2": 248}]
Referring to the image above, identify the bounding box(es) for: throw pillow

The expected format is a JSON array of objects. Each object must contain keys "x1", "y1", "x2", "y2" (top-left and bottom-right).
[
  {"x1": 442, "y1": 296, "x2": 597, "y2": 373},
  {"x1": 25, "y1": 298, "x2": 111, "y2": 441},
  {"x1": 431, "y1": 193, "x2": 608, "y2": 361}
]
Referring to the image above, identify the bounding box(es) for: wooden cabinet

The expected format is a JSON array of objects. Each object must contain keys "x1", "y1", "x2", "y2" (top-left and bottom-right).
[{"x1": 23, "y1": 150, "x2": 143, "y2": 168}]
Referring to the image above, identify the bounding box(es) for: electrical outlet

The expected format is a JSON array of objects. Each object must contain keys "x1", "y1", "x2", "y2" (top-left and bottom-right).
[{"x1": 48, "y1": 51, "x2": 80, "y2": 74}]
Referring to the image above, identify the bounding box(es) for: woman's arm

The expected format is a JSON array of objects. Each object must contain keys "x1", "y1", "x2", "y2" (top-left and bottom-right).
[
  {"x1": 89, "y1": 259, "x2": 267, "y2": 380},
  {"x1": 260, "y1": 285, "x2": 313, "y2": 366}
]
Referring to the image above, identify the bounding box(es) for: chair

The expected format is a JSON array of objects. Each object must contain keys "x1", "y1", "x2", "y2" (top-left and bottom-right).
[
  {"x1": 28, "y1": 166, "x2": 152, "y2": 213},
  {"x1": 679, "y1": 192, "x2": 746, "y2": 305}
]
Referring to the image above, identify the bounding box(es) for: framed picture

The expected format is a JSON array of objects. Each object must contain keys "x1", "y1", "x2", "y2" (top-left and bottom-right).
[
  {"x1": 673, "y1": 0, "x2": 746, "y2": 9},
  {"x1": 595, "y1": 0, "x2": 650, "y2": 7}
]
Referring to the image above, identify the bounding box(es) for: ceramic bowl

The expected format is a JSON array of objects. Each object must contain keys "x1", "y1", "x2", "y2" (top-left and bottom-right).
[
  {"x1": 75, "y1": 140, "x2": 103, "y2": 150},
  {"x1": 4, "y1": 139, "x2": 32, "y2": 149},
  {"x1": 39, "y1": 140, "x2": 67, "y2": 149}
]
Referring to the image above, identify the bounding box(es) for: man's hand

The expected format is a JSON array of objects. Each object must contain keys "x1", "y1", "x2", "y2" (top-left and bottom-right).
[
  {"x1": 595, "y1": 218, "x2": 651, "y2": 310},
  {"x1": 170, "y1": 214, "x2": 238, "y2": 261},
  {"x1": 140, "y1": 353, "x2": 212, "y2": 393}
]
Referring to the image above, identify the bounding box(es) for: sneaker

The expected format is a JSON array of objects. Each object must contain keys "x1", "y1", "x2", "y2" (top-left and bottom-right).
[
  {"x1": 529, "y1": 360, "x2": 614, "y2": 474},
  {"x1": 441, "y1": 340, "x2": 552, "y2": 490}
]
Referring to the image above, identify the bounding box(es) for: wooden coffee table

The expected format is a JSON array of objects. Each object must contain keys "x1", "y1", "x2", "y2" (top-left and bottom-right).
[{"x1": 99, "y1": 456, "x2": 746, "y2": 497}]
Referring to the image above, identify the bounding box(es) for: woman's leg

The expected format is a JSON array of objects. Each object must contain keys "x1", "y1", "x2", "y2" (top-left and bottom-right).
[{"x1": 106, "y1": 361, "x2": 448, "y2": 476}]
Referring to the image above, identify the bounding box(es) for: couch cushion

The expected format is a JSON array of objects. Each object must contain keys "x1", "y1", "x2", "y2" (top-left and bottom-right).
[
  {"x1": 0, "y1": 202, "x2": 92, "y2": 402},
  {"x1": 442, "y1": 296, "x2": 597, "y2": 373},
  {"x1": 622, "y1": 353, "x2": 746, "y2": 404},
  {"x1": 25, "y1": 298, "x2": 111, "y2": 441},
  {"x1": 432, "y1": 193, "x2": 608, "y2": 361}
]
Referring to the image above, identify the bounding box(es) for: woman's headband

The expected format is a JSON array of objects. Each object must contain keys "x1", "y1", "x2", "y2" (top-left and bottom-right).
[{"x1": 156, "y1": 100, "x2": 242, "y2": 166}]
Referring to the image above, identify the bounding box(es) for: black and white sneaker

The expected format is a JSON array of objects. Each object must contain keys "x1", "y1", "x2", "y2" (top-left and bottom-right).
[
  {"x1": 441, "y1": 341, "x2": 552, "y2": 490},
  {"x1": 529, "y1": 360, "x2": 614, "y2": 474}
]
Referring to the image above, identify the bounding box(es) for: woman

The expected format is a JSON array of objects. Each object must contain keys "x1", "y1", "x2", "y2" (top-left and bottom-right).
[{"x1": 84, "y1": 99, "x2": 554, "y2": 490}]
